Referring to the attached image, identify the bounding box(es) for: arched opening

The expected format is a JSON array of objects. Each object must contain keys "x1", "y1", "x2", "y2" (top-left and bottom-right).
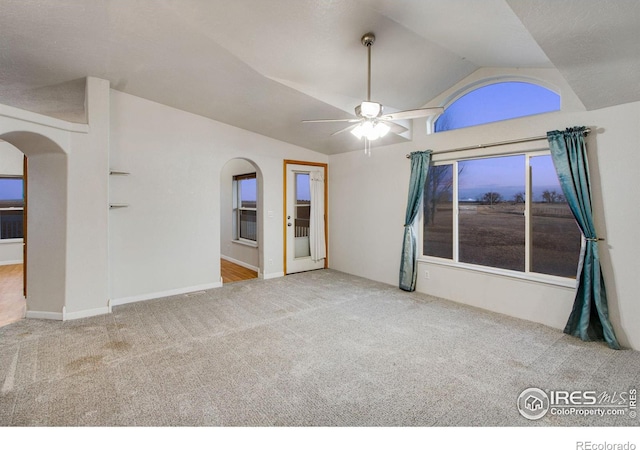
[
  {"x1": 0, "y1": 142, "x2": 26, "y2": 326},
  {"x1": 219, "y1": 157, "x2": 264, "y2": 283},
  {"x1": 0, "y1": 131, "x2": 68, "y2": 324}
]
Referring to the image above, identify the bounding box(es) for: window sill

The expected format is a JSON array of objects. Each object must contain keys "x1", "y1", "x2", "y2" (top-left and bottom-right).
[
  {"x1": 232, "y1": 239, "x2": 258, "y2": 248},
  {"x1": 417, "y1": 256, "x2": 576, "y2": 289},
  {"x1": 0, "y1": 238, "x2": 23, "y2": 244}
]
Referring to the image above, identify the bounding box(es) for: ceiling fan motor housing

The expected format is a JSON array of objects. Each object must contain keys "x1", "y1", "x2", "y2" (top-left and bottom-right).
[{"x1": 356, "y1": 101, "x2": 383, "y2": 118}]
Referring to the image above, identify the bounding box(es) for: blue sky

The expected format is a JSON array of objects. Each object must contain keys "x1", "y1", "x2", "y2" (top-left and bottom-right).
[
  {"x1": 0, "y1": 178, "x2": 23, "y2": 201},
  {"x1": 239, "y1": 173, "x2": 311, "y2": 203},
  {"x1": 435, "y1": 82, "x2": 560, "y2": 132},
  {"x1": 239, "y1": 178, "x2": 257, "y2": 202},
  {"x1": 457, "y1": 155, "x2": 562, "y2": 202},
  {"x1": 296, "y1": 173, "x2": 311, "y2": 201}
]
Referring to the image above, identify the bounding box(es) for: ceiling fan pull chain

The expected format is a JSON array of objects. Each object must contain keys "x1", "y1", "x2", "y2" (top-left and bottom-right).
[{"x1": 364, "y1": 138, "x2": 372, "y2": 157}]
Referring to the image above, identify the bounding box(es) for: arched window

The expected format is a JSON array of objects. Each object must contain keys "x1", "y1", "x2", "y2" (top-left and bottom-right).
[{"x1": 434, "y1": 82, "x2": 560, "y2": 132}]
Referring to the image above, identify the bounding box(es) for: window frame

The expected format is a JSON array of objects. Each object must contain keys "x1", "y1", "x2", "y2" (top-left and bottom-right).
[
  {"x1": 0, "y1": 175, "x2": 25, "y2": 241},
  {"x1": 419, "y1": 148, "x2": 579, "y2": 288},
  {"x1": 232, "y1": 172, "x2": 258, "y2": 245}
]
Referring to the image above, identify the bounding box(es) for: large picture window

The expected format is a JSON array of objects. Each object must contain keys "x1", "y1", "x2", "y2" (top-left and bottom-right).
[
  {"x1": 422, "y1": 153, "x2": 581, "y2": 279},
  {"x1": 233, "y1": 173, "x2": 257, "y2": 242},
  {"x1": 0, "y1": 176, "x2": 24, "y2": 240}
]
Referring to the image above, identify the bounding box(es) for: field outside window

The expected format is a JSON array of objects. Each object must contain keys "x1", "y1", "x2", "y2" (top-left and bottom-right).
[{"x1": 422, "y1": 153, "x2": 580, "y2": 279}]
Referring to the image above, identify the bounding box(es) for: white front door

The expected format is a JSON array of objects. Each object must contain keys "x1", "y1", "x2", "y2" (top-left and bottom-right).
[{"x1": 285, "y1": 162, "x2": 327, "y2": 274}]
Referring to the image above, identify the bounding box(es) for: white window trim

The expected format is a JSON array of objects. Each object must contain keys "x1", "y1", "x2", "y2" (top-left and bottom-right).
[
  {"x1": 420, "y1": 147, "x2": 579, "y2": 288},
  {"x1": 417, "y1": 256, "x2": 577, "y2": 289},
  {"x1": 233, "y1": 172, "x2": 258, "y2": 243},
  {"x1": 232, "y1": 238, "x2": 258, "y2": 248},
  {"x1": 0, "y1": 238, "x2": 23, "y2": 244}
]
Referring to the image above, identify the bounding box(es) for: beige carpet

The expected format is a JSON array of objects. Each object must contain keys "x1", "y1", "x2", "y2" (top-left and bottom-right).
[{"x1": 0, "y1": 269, "x2": 638, "y2": 426}]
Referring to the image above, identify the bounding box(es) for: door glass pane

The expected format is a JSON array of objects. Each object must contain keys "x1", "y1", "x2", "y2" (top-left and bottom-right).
[
  {"x1": 294, "y1": 173, "x2": 310, "y2": 258},
  {"x1": 530, "y1": 155, "x2": 580, "y2": 277},
  {"x1": 423, "y1": 164, "x2": 453, "y2": 259},
  {"x1": 458, "y1": 155, "x2": 525, "y2": 271}
]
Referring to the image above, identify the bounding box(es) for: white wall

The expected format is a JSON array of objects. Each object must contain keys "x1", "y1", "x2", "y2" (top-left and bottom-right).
[
  {"x1": 329, "y1": 69, "x2": 640, "y2": 350},
  {"x1": 65, "y1": 77, "x2": 110, "y2": 318},
  {"x1": 26, "y1": 152, "x2": 67, "y2": 315},
  {"x1": 109, "y1": 90, "x2": 327, "y2": 304},
  {"x1": 220, "y1": 158, "x2": 259, "y2": 272},
  {"x1": 0, "y1": 142, "x2": 24, "y2": 264},
  {"x1": 0, "y1": 78, "x2": 110, "y2": 320}
]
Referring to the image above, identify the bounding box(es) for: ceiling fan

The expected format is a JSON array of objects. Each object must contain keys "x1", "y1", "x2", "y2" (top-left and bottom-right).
[{"x1": 302, "y1": 32, "x2": 443, "y2": 149}]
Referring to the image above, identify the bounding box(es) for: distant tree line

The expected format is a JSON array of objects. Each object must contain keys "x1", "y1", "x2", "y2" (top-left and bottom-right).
[{"x1": 477, "y1": 189, "x2": 566, "y2": 205}]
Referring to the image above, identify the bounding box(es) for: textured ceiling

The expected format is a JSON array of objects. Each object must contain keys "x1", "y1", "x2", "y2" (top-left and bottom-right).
[
  {"x1": 507, "y1": 0, "x2": 640, "y2": 111},
  {"x1": 0, "y1": 0, "x2": 638, "y2": 154}
]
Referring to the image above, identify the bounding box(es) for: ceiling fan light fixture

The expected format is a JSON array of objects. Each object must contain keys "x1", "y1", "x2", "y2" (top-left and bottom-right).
[
  {"x1": 375, "y1": 121, "x2": 390, "y2": 138},
  {"x1": 358, "y1": 101, "x2": 382, "y2": 119},
  {"x1": 350, "y1": 120, "x2": 390, "y2": 141}
]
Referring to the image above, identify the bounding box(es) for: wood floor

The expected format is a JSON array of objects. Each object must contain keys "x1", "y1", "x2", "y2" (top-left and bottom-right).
[
  {"x1": 0, "y1": 264, "x2": 25, "y2": 328},
  {"x1": 221, "y1": 259, "x2": 258, "y2": 283}
]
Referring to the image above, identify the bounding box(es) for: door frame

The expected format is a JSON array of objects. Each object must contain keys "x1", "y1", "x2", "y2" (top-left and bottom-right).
[
  {"x1": 283, "y1": 160, "x2": 328, "y2": 275},
  {"x1": 23, "y1": 155, "x2": 27, "y2": 297}
]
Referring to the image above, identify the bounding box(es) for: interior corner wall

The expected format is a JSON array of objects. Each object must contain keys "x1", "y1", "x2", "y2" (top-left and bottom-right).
[
  {"x1": 108, "y1": 90, "x2": 326, "y2": 303},
  {"x1": 328, "y1": 101, "x2": 640, "y2": 350},
  {"x1": 64, "y1": 77, "x2": 110, "y2": 318},
  {"x1": 0, "y1": 142, "x2": 25, "y2": 264},
  {"x1": 220, "y1": 158, "x2": 259, "y2": 271}
]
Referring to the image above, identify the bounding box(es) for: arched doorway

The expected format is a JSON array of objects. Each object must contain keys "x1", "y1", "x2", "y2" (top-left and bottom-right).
[
  {"x1": 219, "y1": 158, "x2": 264, "y2": 283},
  {"x1": 0, "y1": 131, "x2": 68, "y2": 322},
  {"x1": 0, "y1": 142, "x2": 26, "y2": 326}
]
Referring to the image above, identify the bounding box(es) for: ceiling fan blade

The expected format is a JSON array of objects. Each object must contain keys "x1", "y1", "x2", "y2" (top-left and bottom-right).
[
  {"x1": 380, "y1": 107, "x2": 444, "y2": 121},
  {"x1": 381, "y1": 121, "x2": 408, "y2": 135},
  {"x1": 302, "y1": 118, "x2": 360, "y2": 123},
  {"x1": 331, "y1": 123, "x2": 360, "y2": 136}
]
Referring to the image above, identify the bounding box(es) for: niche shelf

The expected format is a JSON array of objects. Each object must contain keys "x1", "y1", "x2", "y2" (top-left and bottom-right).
[{"x1": 109, "y1": 169, "x2": 130, "y2": 209}]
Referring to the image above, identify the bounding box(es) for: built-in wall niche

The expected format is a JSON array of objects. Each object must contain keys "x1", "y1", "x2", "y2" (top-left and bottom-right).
[{"x1": 109, "y1": 169, "x2": 130, "y2": 209}]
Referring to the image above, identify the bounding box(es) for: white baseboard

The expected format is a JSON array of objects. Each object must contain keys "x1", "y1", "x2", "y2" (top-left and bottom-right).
[
  {"x1": 26, "y1": 310, "x2": 64, "y2": 321},
  {"x1": 261, "y1": 271, "x2": 284, "y2": 280},
  {"x1": 0, "y1": 259, "x2": 22, "y2": 266},
  {"x1": 221, "y1": 255, "x2": 259, "y2": 272},
  {"x1": 63, "y1": 306, "x2": 111, "y2": 321},
  {"x1": 24, "y1": 282, "x2": 223, "y2": 321},
  {"x1": 110, "y1": 281, "x2": 223, "y2": 307},
  {"x1": 25, "y1": 305, "x2": 111, "y2": 321}
]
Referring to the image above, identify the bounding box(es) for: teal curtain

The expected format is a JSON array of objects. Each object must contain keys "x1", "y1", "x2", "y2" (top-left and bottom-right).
[
  {"x1": 399, "y1": 151, "x2": 432, "y2": 291},
  {"x1": 547, "y1": 127, "x2": 620, "y2": 349}
]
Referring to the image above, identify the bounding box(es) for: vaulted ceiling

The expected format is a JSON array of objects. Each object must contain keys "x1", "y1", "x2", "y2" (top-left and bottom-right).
[{"x1": 1, "y1": 0, "x2": 638, "y2": 154}]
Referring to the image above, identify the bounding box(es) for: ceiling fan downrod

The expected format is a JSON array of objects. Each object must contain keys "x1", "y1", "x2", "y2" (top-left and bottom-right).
[{"x1": 361, "y1": 33, "x2": 375, "y2": 102}]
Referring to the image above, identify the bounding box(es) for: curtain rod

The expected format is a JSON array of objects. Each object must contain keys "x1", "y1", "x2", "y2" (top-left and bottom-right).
[{"x1": 405, "y1": 128, "x2": 591, "y2": 158}]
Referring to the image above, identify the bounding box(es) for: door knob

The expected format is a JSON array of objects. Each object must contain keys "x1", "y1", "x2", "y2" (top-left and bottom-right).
[{"x1": 287, "y1": 223, "x2": 292, "y2": 227}]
